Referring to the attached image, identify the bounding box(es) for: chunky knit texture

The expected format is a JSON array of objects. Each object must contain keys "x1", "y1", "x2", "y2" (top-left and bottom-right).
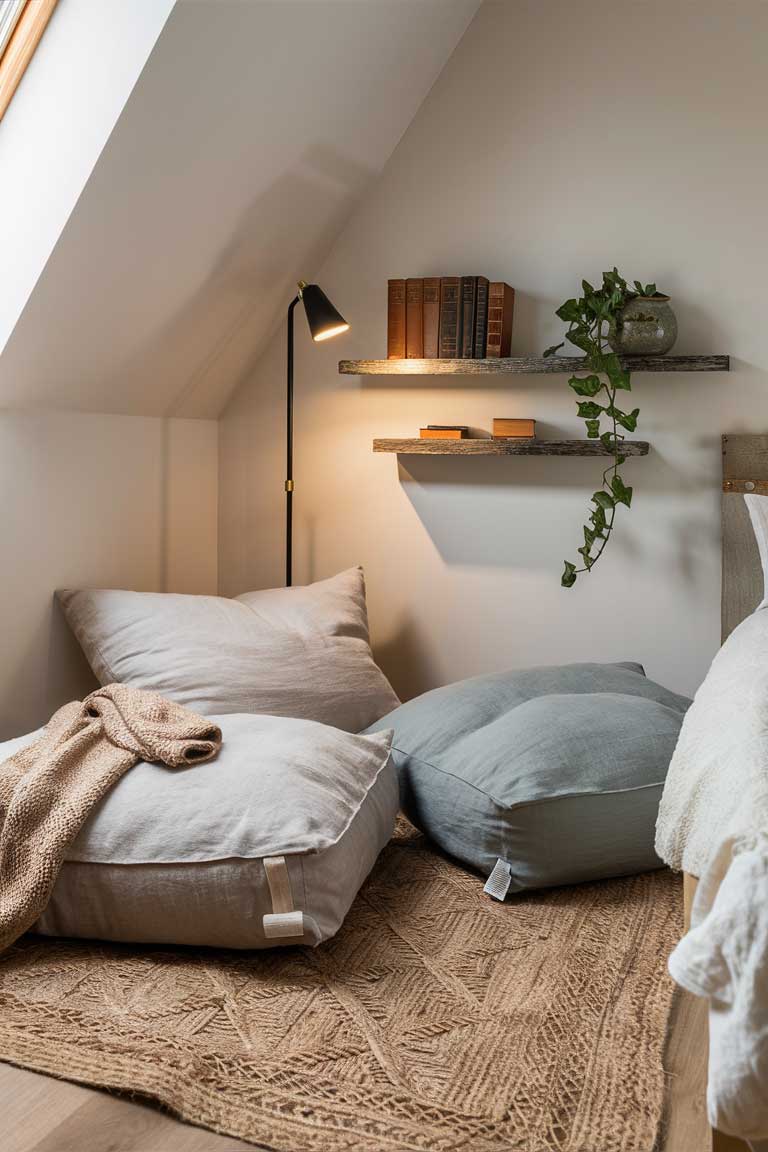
[
  {"x1": 0, "y1": 684, "x2": 221, "y2": 953},
  {"x1": 0, "y1": 819, "x2": 680, "y2": 1151}
]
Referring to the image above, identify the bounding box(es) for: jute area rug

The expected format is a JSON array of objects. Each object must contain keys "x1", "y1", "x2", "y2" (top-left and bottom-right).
[{"x1": 0, "y1": 821, "x2": 681, "y2": 1152}]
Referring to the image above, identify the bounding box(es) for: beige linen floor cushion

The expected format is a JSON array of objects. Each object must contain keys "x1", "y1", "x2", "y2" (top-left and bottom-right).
[
  {"x1": 57, "y1": 567, "x2": 399, "y2": 733},
  {"x1": 1, "y1": 715, "x2": 397, "y2": 949}
]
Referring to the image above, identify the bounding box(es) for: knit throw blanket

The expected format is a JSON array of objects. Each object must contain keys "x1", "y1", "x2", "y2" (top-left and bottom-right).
[{"x1": 0, "y1": 684, "x2": 222, "y2": 954}]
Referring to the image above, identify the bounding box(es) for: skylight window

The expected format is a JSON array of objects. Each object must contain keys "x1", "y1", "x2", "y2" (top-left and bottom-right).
[{"x1": 0, "y1": 0, "x2": 58, "y2": 124}]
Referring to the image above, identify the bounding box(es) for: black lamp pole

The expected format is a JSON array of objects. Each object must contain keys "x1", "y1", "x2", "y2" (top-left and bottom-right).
[
  {"x1": 285, "y1": 293, "x2": 299, "y2": 587},
  {"x1": 285, "y1": 281, "x2": 349, "y2": 587}
]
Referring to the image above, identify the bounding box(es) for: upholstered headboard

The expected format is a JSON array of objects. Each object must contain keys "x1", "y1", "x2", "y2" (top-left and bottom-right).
[{"x1": 722, "y1": 433, "x2": 768, "y2": 641}]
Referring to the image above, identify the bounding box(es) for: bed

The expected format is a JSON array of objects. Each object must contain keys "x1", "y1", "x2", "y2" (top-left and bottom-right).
[{"x1": 679, "y1": 434, "x2": 768, "y2": 1152}]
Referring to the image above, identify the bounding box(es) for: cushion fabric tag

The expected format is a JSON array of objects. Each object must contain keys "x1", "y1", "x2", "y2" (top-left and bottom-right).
[
  {"x1": 484, "y1": 858, "x2": 513, "y2": 901},
  {"x1": 263, "y1": 855, "x2": 305, "y2": 939}
]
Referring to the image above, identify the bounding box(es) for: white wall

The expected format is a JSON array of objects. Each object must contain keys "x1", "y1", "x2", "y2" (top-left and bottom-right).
[
  {"x1": 220, "y1": 0, "x2": 768, "y2": 702},
  {"x1": 0, "y1": 413, "x2": 217, "y2": 740},
  {"x1": 0, "y1": 0, "x2": 175, "y2": 354}
]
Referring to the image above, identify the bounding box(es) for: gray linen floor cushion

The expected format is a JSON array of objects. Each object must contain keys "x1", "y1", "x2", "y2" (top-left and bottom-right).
[
  {"x1": 1, "y1": 715, "x2": 397, "y2": 948},
  {"x1": 367, "y1": 662, "x2": 690, "y2": 896},
  {"x1": 57, "y1": 567, "x2": 399, "y2": 732}
]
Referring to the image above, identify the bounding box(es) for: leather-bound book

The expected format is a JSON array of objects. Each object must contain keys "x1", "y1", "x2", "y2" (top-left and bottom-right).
[
  {"x1": 487, "y1": 282, "x2": 515, "y2": 357},
  {"x1": 405, "y1": 279, "x2": 424, "y2": 358},
  {"x1": 423, "y1": 277, "x2": 440, "y2": 358},
  {"x1": 438, "y1": 277, "x2": 460, "y2": 359},
  {"x1": 459, "y1": 277, "x2": 478, "y2": 358},
  {"x1": 474, "y1": 277, "x2": 489, "y2": 357},
  {"x1": 387, "y1": 279, "x2": 406, "y2": 359}
]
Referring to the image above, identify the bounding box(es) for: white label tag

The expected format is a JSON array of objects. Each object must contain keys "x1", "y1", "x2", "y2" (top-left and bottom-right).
[
  {"x1": 263, "y1": 911, "x2": 305, "y2": 939},
  {"x1": 484, "y1": 858, "x2": 513, "y2": 902}
]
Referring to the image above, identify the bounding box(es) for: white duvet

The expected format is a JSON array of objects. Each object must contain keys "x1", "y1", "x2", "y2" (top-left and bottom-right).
[
  {"x1": 656, "y1": 607, "x2": 768, "y2": 1143},
  {"x1": 656, "y1": 606, "x2": 768, "y2": 875}
]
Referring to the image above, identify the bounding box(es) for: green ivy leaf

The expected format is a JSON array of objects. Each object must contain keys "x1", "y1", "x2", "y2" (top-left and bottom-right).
[
  {"x1": 577, "y1": 401, "x2": 603, "y2": 419},
  {"x1": 556, "y1": 299, "x2": 581, "y2": 323},
  {"x1": 589, "y1": 504, "x2": 607, "y2": 534},
  {"x1": 585, "y1": 419, "x2": 601, "y2": 438},
  {"x1": 603, "y1": 353, "x2": 631, "y2": 390},
  {"x1": 583, "y1": 525, "x2": 596, "y2": 548},
  {"x1": 569, "y1": 374, "x2": 602, "y2": 397},
  {"x1": 593, "y1": 490, "x2": 615, "y2": 511},
  {"x1": 600, "y1": 429, "x2": 622, "y2": 450},
  {"x1": 615, "y1": 407, "x2": 640, "y2": 432},
  {"x1": 567, "y1": 329, "x2": 593, "y2": 354},
  {"x1": 611, "y1": 474, "x2": 633, "y2": 507},
  {"x1": 543, "y1": 342, "x2": 564, "y2": 358},
  {"x1": 577, "y1": 545, "x2": 593, "y2": 569},
  {"x1": 561, "y1": 561, "x2": 577, "y2": 588},
  {"x1": 582, "y1": 280, "x2": 595, "y2": 296},
  {"x1": 644, "y1": 283, "x2": 657, "y2": 297}
]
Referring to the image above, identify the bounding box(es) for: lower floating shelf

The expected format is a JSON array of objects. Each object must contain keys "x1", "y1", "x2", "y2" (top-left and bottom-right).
[{"x1": 373, "y1": 438, "x2": 649, "y2": 456}]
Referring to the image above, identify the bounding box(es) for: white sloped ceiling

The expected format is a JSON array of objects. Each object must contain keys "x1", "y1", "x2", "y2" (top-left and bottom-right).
[{"x1": 0, "y1": 0, "x2": 479, "y2": 418}]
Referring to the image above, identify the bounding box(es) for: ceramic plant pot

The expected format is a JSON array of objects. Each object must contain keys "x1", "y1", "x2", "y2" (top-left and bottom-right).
[{"x1": 608, "y1": 295, "x2": 678, "y2": 356}]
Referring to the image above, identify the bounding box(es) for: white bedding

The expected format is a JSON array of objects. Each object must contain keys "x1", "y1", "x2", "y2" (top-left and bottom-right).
[
  {"x1": 656, "y1": 607, "x2": 768, "y2": 1142},
  {"x1": 655, "y1": 606, "x2": 768, "y2": 875}
]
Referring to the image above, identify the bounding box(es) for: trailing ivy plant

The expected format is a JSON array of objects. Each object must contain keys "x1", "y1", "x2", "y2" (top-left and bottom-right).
[{"x1": 544, "y1": 268, "x2": 661, "y2": 588}]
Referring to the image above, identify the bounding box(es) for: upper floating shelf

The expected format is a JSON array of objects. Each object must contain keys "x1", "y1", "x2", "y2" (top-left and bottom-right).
[{"x1": 340, "y1": 355, "x2": 729, "y2": 376}]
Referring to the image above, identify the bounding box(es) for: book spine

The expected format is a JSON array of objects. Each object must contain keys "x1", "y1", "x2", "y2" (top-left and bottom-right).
[
  {"x1": 460, "y1": 277, "x2": 477, "y2": 358},
  {"x1": 487, "y1": 282, "x2": 515, "y2": 358},
  {"x1": 405, "y1": 279, "x2": 424, "y2": 358},
  {"x1": 474, "y1": 277, "x2": 489, "y2": 357},
  {"x1": 387, "y1": 279, "x2": 406, "y2": 359},
  {"x1": 422, "y1": 277, "x2": 440, "y2": 358},
  {"x1": 438, "y1": 277, "x2": 460, "y2": 359}
]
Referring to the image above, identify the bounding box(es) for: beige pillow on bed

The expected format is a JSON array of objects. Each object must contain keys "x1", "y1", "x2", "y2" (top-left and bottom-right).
[{"x1": 57, "y1": 567, "x2": 399, "y2": 732}]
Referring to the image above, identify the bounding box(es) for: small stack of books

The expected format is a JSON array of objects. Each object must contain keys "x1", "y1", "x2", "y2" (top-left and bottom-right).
[{"x1": 388, "y1": 278, "x2": 515, "y2": 360}]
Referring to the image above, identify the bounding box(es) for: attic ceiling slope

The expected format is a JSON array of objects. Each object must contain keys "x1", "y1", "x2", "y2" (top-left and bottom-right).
[
  {"x1": 0, "y1": 0, "x2": 481, "y2": 419},
  {"x1": 0, "y1": 0, "x2": 176, "y2": 363}
]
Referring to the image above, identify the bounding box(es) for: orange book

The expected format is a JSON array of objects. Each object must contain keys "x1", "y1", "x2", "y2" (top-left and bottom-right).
[
  {"x1": 419, "y1": 428, "x2": 468, "y2": 440},
  {"x1": 493, "y1": 418, "x2": 535, "y2": 438}
]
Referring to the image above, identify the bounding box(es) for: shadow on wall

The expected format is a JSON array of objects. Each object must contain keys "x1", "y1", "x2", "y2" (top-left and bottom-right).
[
  {"x1": 105, "y1": 146, "x2": 375, "y2": 419},
  {"x1": 46, "y1": 598, "x2": 99, "y2": 717},
  {"x1": 374, "y1": 612, "x2": 435, "y2": 706},
  {"x1": 395, "y1": 441, "x2": 722, "y2": 579}
]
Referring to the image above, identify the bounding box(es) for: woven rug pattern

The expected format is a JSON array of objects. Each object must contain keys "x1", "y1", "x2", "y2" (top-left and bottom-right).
[{"x1": 0, "y1": 822, "x2": 681, "y2": 1151}]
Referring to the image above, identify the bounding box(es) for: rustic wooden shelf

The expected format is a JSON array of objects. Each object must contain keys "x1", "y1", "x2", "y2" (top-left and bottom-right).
[
  {"x1": 373, "y1": 438, "x2": 650, "y2": 456},
  {"x1": 342, "y1": 354, "x2": 729, "y2": 376}
]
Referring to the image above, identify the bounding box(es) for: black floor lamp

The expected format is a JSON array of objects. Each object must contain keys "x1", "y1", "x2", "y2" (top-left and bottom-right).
[{"x1": 285, "y1": 281, "x2": 349, "y2": 586}]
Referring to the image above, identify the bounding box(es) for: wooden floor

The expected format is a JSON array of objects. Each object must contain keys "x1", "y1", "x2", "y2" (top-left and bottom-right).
[{"x1": 0, "y1": 988, "x2": 710, "y2": 1152}]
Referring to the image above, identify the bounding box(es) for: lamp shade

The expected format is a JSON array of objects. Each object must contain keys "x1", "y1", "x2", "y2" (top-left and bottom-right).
[{"x1": 299, "y1": 282, "x2": 349, "y2": 342}]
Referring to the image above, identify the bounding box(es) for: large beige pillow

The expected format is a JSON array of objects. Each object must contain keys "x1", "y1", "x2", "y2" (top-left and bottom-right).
[
  {"x1": 3, "y1": 716, "x2": 397, "y2": 949},
  {"x1": 57, "y1": 567, "x2": 399, "y2": 732}
]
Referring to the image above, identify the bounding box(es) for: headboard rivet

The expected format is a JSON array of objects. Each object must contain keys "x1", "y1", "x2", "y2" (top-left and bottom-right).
[{"x1": 745, "y1": 481, "x2": 756, "y2": 491}]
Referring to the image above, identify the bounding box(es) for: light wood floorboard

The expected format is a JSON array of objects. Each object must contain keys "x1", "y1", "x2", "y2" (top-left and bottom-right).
[
  {"x1": 0, "y1": 1063, "x2": 261, "y2": 1152},
  {"x1": 1, "y1": 989, "x2": 710, "y2": 1152},
  {"x1": 660, "y1": 988, "x2": 710, "y2": 1152}
]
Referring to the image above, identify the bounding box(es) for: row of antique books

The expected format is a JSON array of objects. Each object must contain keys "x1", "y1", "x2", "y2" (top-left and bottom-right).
[{"x1": 387, "y1": 277, "x2": 515, "y2": 360}]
